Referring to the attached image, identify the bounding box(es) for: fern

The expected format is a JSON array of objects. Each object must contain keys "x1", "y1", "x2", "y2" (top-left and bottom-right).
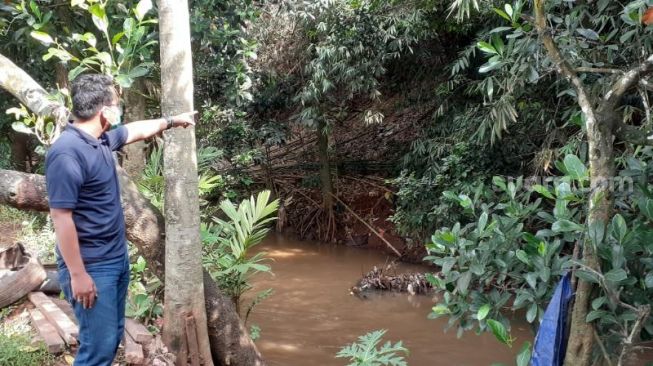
[
  {"x1": 202, "y1": 190, "x2": 279, "y2": 311},
  {"x1": 336, "y1": 330, "x2": 409, "y2": 366}
]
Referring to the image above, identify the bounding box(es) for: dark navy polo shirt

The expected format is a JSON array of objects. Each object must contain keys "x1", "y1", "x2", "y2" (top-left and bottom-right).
[{"x1": 45, "y1": 124, "x2": 129, "y2": 266}]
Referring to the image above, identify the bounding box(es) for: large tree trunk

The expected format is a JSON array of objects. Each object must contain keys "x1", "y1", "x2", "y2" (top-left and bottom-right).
[
  {"x1": 158, "y1": 0, "x2": 213, "y2": 364},
  {"x1": 122, "y1": 81, "x2": 147, "y2": 179},
  {"x1": 0, "y1": 51, "x2": 265, "y2": 366}
]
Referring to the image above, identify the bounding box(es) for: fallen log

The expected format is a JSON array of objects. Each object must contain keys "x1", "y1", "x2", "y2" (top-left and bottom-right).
[{"x1": 0, "y1": 243, "x2": 47, "y2": 308}]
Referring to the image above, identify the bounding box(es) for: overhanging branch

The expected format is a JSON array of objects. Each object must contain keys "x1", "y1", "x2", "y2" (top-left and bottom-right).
[
  {"x1": 614, "y1": 121, "x2": 653, "y2": 146},
  {"x1": 603, "y1": 55, "x2": 653, "y2": 110},
  {"x1": 0, "y1": 53, "x2": 69, "y2": 141}
]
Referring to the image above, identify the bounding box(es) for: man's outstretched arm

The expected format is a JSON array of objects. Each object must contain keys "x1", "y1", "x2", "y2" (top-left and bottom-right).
[{"x1": 124, "y1": 111, "x2": 196, "y2": 144}]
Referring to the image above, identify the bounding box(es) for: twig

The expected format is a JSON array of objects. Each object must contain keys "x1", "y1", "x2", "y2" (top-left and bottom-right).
[
  {"x1": 617, "y1": 305, "x2": 651, "y2": 366},
  {"x1": 594, "y1": 328, "x2": 614, "y2": 366},
  {"x1": 575, "y1": 67, "x2": 624, "y2": 74},
  {"x1": 328, "y1": 192, "x2": 402, "y2": 257}
]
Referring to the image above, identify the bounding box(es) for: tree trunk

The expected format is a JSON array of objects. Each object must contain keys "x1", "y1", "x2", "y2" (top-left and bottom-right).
[
  {"x1": 10, "y1": 132, "x2": 30, "y2": 172},
  {"x1": 158, "y1": 1, "x2": 213, "y2": 364},
  {"x1": 564, "y1": 111, "x2": 614, "y2": 366},
  {"x1": 0, "y1": 50, "x2": 265, "y2": 366},
  {"x1": 122, "y1": 81, "x2": 147, "y2": 179},
  {"x1": 317, "y1": 119, "x2": 333, "y2": 212}
]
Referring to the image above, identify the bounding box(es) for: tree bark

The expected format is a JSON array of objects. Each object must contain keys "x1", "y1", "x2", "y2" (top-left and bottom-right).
[
  {"x1": 122, "y1": 80, "x2": 147, "y2": 179},
  {"x1": 10, "y1": 132, "x2": 30, "y2": 172},
  {"x1": 0, "y1": 54, "x2": 68, "y2": 141},
  {"x1": 0, "y1": 50, "x2": 265, "y2": 366},
  {"x1": 158, "y1": 0, "x2": 213, "y2": 364}
]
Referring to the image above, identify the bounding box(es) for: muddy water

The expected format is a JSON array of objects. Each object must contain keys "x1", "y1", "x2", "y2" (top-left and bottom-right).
[{"x1": 245, "y1": 234, "x2": 533, "y2": 366}]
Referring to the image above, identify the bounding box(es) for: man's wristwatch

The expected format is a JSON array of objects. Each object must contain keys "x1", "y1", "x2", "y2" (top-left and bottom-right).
[{"x1": 165, "y1": 116, "x2": 174, "y2": 130}]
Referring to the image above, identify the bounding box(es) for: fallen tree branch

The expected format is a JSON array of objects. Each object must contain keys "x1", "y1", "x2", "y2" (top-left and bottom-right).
[{"x1": 328, "y1": 192, "x2": 402, "y2": 257}]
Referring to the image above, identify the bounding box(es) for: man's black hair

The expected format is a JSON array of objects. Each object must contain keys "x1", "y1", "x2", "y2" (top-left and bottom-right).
[{"x1": 71, "y1": 74, "x2": 116, "y2": 120}]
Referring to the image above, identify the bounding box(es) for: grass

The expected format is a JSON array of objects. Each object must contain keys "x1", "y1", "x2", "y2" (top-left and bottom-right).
[
  {"x1": 0, "y1": 204, "x2": 55, "y2": 263},
  {"x1": 0, "y1": 304, "x2": 55, "y2": 366},
  {"x1": 0, "y1": 333, "x2": 55, "y2": 366}
]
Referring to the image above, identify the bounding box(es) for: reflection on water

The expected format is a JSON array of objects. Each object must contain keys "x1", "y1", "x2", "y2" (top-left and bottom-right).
[{"x1": 245, "y1": 234, "x2": 534, "y2": 366}]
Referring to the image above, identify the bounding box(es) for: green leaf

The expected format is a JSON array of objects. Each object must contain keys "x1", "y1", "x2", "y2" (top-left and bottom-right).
[
  {"x1": 576, "y1": 28, "x2": 599, "y2": 41},
  {"x1": 638, "y1": 198, "x2": 653, "y2": 221},
  {"x1": 563, "y1": 154, "x2": 587, "y2": 181},
  {"x1": 30, "y1": 30, "x2": 54, "y2": 45},
  {"x1": 516, "y1": 341, "x2": 532, "y2": 366},
  {"x1": 575, "y1": 270, "x2": 599, "y2": 284},
  {"x1": 588, "y1": 221, "x2": 605, "y2": 246},
  {"x1": 516, "y1": 250, "x2": 530, "y2": 265},
  {"x1": 477, "y1": 304, "x2": 491, "y2": 320},
  {"x1": 592, "y1": 296, "x2": 606, "y2": 310},
  {"x1": 89, "y1": 4, "x2": 108, "y2": 32},
  {"x1": 526, "y1": 303, "x2": 537, "y2": 323},
  {"x1": 134, "y1": 0, "x2": 153, "y2": 21},
  {"x1": 645, "y1": 273, "x2": 653, "y2": 288},
  {"x1": 493, "y1": 176, "x2": 507, "y2": 191},
  {"x1": 604, "y1": 268, "x2": 627, "y2": 283},
  {"x1": 493, "y1": 8, "x2": 511, "y2": 21},
  {"x1": 487, "y1": 319, "x2": 511, "y2": 346},
  {"x1": 531, "y1": 184, "x2": 554, "y2": 199},
  {"x1": 477, "y1": 41, "x2": 497, "y2": 54},
  {"x1": 552, "y1": 219, "x2": 584, "y2": 233},
  {"x1": 610, "y1": 214, "x2": 627, "y2": 243},
  {"x1": 479, "y1": 60, "x2": 503, "y2": 73},
  {"x1": 457, "y1": 271, "x2": 472, "y2": 294},
  {"x1": 586, "y1": 310, "x2": 607, "y2": 322},
  {"x1": 477, "y1": 211, "x2": 488, "y2": 234},
  {"x1": 432, "y1": 304, "x2": 450, "y2": 315},
  {"x1": 11, "y1": 122, "x2": 34, "y2": 135}
]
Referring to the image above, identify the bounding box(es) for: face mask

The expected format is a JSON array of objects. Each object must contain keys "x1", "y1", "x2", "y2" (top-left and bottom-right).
[{"x1": 104, "y1": 105, "x2": 122, "y2": 129}]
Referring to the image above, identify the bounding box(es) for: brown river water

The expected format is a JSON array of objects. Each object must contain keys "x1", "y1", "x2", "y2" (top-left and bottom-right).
[{"x1": 245, "y1": 234, "x2": 535, "y2": 366}]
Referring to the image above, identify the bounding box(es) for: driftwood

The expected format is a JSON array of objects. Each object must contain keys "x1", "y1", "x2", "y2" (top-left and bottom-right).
[{"x1": 350, "y1": 265, "x2": 435, "y2": 298}]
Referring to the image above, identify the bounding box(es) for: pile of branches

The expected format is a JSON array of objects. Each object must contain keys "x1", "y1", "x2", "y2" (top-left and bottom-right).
[{"x1": 350, "y1": 265, "x2": 435, "y2": 297}]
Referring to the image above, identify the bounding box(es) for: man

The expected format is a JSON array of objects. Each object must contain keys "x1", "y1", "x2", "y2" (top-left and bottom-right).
[{"x1": 45, "y1": 74, "x2": 195, "y2": 365}]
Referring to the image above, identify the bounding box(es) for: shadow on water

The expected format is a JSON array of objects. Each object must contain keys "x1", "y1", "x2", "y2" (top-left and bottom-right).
[{"x1": 244, "y1": 234, "x2": 534, "y2": 366}]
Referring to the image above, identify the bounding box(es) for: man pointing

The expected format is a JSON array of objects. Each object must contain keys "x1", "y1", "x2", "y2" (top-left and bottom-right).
[{"x1": 46, "y1": 73, "x2": 194, "y2": 365}]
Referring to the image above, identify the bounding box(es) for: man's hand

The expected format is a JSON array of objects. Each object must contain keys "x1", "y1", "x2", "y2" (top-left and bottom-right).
[
  {"x1": 71, "y1": 271, "x2": 97, "y2": 309},
  {"x1": 170, "y1": 111, "x2": 198, "y2": 128}
]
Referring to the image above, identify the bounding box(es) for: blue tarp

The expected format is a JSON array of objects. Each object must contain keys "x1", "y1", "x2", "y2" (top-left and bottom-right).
[{"x1": 531, "y1": 272, "x2": 574, "y2": 366}]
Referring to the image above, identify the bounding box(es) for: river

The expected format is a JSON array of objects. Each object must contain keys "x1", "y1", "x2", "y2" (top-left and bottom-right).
[{"x1": 245, "y1": 234, "x2": 534, "y2": 366}]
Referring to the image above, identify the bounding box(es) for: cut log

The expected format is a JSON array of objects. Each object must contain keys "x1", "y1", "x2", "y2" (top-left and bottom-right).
[
  {"x1": 51, "y1": 297, "x2": 76, "y2": 324},
  {"x1": 29, "y1": 308, "x2": 65, "y2": 354},
  {"x1": 28, "y1": 292, "x2": 78, "y2": 345},
  {"x1": 125, "y1": 317, "x2": 153, "y2": 344},
  {"x1": 123, "y1": 331, "x2": 146, "y2": 365},
  {"x1": 0, "y1": 243, "x2": 47, "y2": 308}
]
